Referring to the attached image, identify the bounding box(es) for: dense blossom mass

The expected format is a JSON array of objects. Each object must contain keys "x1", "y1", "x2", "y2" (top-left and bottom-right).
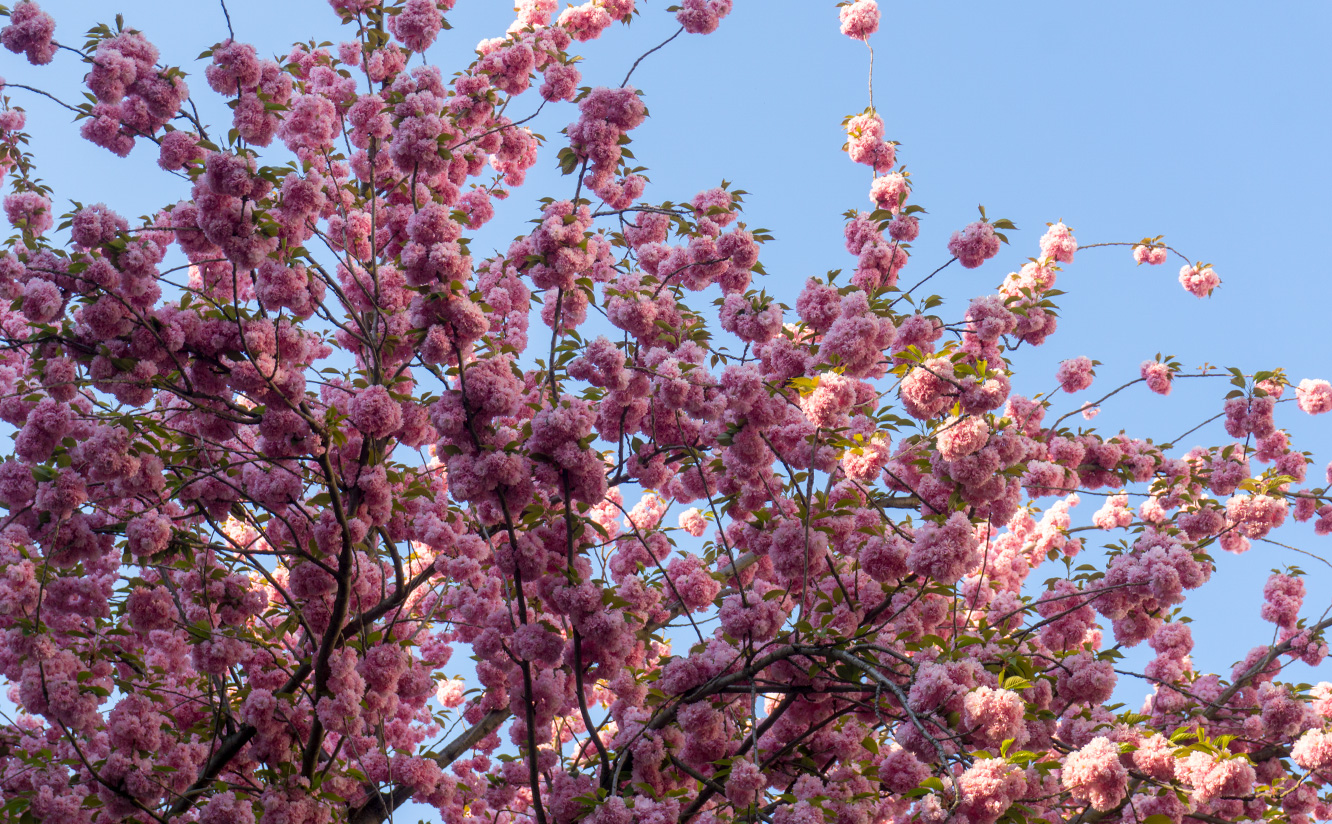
[{"x1": 0, "y1": 2, "x2": 1325, "y2": 824}]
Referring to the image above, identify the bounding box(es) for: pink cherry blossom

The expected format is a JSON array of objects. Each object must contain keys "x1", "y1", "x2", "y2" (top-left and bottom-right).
[
  {"x1": 948, "y1": 220, "x2": 1001, "y2": 268},
  {"x1": 1133, "y1": 243, "x2": 1168, "y2": 265},
  {"x1": 1039, "y1": 221, "x2": 1077, "y2": 263},
  {"x1": 1178, "y1": 263, "x2": 1220, "y2": 297},
  {"x1": 389, "y1": 0, "x2": 444, "y2": 52},
  {"x1": 0, "y1": 1, "x2": 55, "y2": 65},
  {"x1": 1056, "y1": 356, "x2": 1095, "y2": 393},
  {"x1": 1141, "y1": 361, "x2": 1173, "y2": 395},
  {"x1": 1061, "y1": 737, "x2": 1128, "y2": 811},
  {"x1": 1296, "y1": 378, "x2": 1332, "y2": 414},
  {"x1": 838, "y1": 0, "x2": 880, "y2": 40}
]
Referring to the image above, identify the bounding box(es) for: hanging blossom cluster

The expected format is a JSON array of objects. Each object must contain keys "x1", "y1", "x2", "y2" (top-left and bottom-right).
[{"x1": 0, "y1": 3, "x2": 1326, "y2": 824}]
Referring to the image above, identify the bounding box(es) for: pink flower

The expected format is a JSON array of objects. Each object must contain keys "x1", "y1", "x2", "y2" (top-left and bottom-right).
[
  {"x1": 845, "y1": 113, "x2": 895, "y2": 172},
  {"x1": 692, "y1": 186, "x2": 737, "y2": 230},
  {"x1": 1039, "y1": 221, "x2": 1077, "y2": 263},
  {"x1": 1133, "y1": 244, "x2": 1168, "y2": 265},
  {"x1": 350, "y1": 384, "x2": 403, "y2": 439},
  {"x1": 3, "y1": 191, "x2": 52, "y2": 235},
  {"x1": 541, "y1": 61, "x2": 581, "y2": 101},
  {"x1": 948, "y1": 221, "x2": 1001, "y2": 268},
  {"x1": 937, "y1": 415, "x2": 989, "y2": 460},
  {"x1": 907, "y1": 511, "x2": 980, "y2": 583},
  {"x1": 435, "y1": 677, "x2": 465, "y2": 707},
  {"x1": 1176, "y1": 752, "x2": 1254, "y2": 803},
  {"x1": 1141, "y1": 361, "x2": 1172, "y2": 395},
  {"x1": 126, "y1": 512, "x2": 173, "y2": 558},
  {"x1": 1061, "y1": 737, "x2": 1128, "y2": 811},
  {"x1": 678, "y1": 508, "x2": 707, "y2": 537},
  {"x1": 20, "y1": 278, "x2": 61, "y2": 323},
  {"x1": 330, "y1": 0, "x2": 381, "y2": 15},
  {"x1": 560, "y1": 7, "x2": 613, "y2": 43},
  {"x1": 1224, "y1": 493, "x2": 1287, "y2": 539},
  {"x1": 1055, "y1": 652, "x2": 1116, "y2": 705},
  {"x1": 889, "y1": 214, "x2": 919, "y2": 242},
  {"x1": 1056, "y1": 356, "x2": 1095, "y2": 393},
  {"x1": 199, "y1": 792, "x2": 255, "y2": 824},
  {"x1": 205, "y1": 39, "x2": 261, "y2": 94},
  {"x1": 1092, "y1": 494, "x2": 1133, "y2": 530},
  {"x1": 70, "y1": 203, "x2": 129, "y2": 247},
  {"x1": 961, "y1": 686, "x2": 1026, "y2": 752},
  {"x1": 676, "y1": 0, "x2": 732, "y2": 35},
  {"x1": 511, "y1": 623, "x2": 565, "y2": 668},
  {"x1": 389, "y1": 0, "x2": 444, "y2": 52},
  {"x1": 1296, "y1": 378, "x2": 1332, "y2": 415},
  {"x1": 0, "y1": 1, "x2": 56, "y2": 65},
  {"x1": 1128, "y1": 735, "x2": 1175, "y2": 783},
  {"x1": 1223, "y1": 396, "x2": 1275, "y2": 438},
  {"x1": 277, "y1": 93, "x2": 339, "y2": 153},
  {"x1": 159, "y1": 130, "x2": 203, "y2": 170},
  {"x1": 796, "y1": 279, "x2": 842, "y2": 332},
  {"x1": 1292, "y1": 728, "x2": 1332, "y2": 772},
  {"x1": 858, "y1": 534, "x2": 908, "y2": 582},
  {"x1": 838, "y1": 0, "x2": 880, "y2": 40},
  {"x1": 957, "y1": 759, "x2": 1026, "y2": 824},
  {"x1": 965, "y1": 294, "x2": 1017, "y2": 342},
  {"x1": 666, "y1": 554, "x2": 720, "y2": 611},
  {"x1": 725, "y1": 757, "x2": 766, "y2": 807},
  {"x1": 1260, "y1": 572, "x2": 1304, "y2": 630},
  {"x1": 515, "y1": 0, "x2": 558, "y2": 27},
  {"x1": 899, "y1": 357, "x2": 955, "y2": 420},
  {"x1": 1178, "y1": 263, "x2": 1219, "y2": 298},
  {"x1": 869, "y1": 172, "x2": 909, "y2": 213},
  {"x1": 878, "y1": 744, "x2": 930, "y2": 793}
]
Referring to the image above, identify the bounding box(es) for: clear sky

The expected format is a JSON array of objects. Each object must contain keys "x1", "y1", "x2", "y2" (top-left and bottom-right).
[{"x1": 5, "y1": 0, "x2": 1332, "y2": 799}]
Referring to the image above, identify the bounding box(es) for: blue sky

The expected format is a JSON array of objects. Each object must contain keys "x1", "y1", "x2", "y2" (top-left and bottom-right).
[{"x1": 4, "y1": 0, "x2": 1332, "y2": 792}]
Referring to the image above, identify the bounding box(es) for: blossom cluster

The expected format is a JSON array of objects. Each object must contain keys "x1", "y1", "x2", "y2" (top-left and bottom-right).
[{"x1": 0, "y1": 3, "x2": 1325, "y2": 824}]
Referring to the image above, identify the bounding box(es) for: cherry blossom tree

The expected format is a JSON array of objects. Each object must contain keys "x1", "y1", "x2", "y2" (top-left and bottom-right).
[{"x1": 0, "y1": 1, "x2": 1328, "y2": 824}]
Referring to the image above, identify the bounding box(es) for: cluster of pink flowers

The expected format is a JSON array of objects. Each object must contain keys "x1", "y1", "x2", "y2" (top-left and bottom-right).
[
  {"x1": 907, "y1": 511, "x2": 981, "y2": 583},
  {"x1": 0, "y1": 1, "x2": 55, "y2": 65},
  {"x1": 1224, "y1": 394, "x2": 1276, "y2": 438},
  {"x1": 675, "y1": 0, "x2": 732, "y2": 35},
  {"x1": 558, "y1": 0, "x2": 635, "y2": 42},
  {"x1": 79, "y1": 30, "x2": 190, "y2": 156},
  {"x1": 1297, "y1": 378, "x2": 1332, "y2": 415},
  {"x1": 936, "y1": 415, "x2": 989, "y2": 460},
  {"x1": 1141, "y1": 360, "x2": 1173, "y2": 394},
  {"x1": 1039, "y1": 221, "x2": 1077, "y2": 263},
  {"x1": 388, "y1": 0, "x2": 445, "y2": 53},
  {"x1": 844, "y1": 211, "x2": 907, "y2": 291},
  {"x1": 997, "y1": 260, "x2": 1059, "y2": 345},
  {"x1": 1293, "y1": 729, "x2": 1332, "y2": 773},
  {"x1": 1177, "y1": 752, "x2": 1256, "y2": 804},
  {"x1": 948, "y1": 220, "x2": 1001, "y2": 268},
  {"x1": 1092, "y1": 493, "x2": 1134, "y2": 530},
  {"x1": 1061, "y1": 737, "x2": 1127, "y2": 811},
  {"x1": 567, "y1": 86, "x2": 648, "y2": 208},
  {"x1": 1056, "y1": 356, "x2": 1095, "y2": 393},
  {"x1": 843, "y1": 111, "x2": 896, "y2": 173},
  {"x1": 1260, "y1": 572, "x2": 1305, "y2": 629},
  {"x1": 0, "y1": 4, "x2": 1327, "y2": 824},
  {"x1": 1178, "y1": 262, "x2": 1220, "y2": 297},
  {"x1": 838, "y1": 0, "x2": 880, "y2": 40},
  {"x1": 961, "y1": 686, "x2": 1024, "y2": 751},
  {"x1": 1133, "y1": 242, "x2": 1168, "y2": 265},
  {"x1": 1225, "y1": 493, "x2": 1287, "y2": 538},
  {"x1": 869, "y1": 172, "x2": 911, "y2": 213},
  {"x1": 3, "y1": 190, "x2": 50, "y2": 235}
]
